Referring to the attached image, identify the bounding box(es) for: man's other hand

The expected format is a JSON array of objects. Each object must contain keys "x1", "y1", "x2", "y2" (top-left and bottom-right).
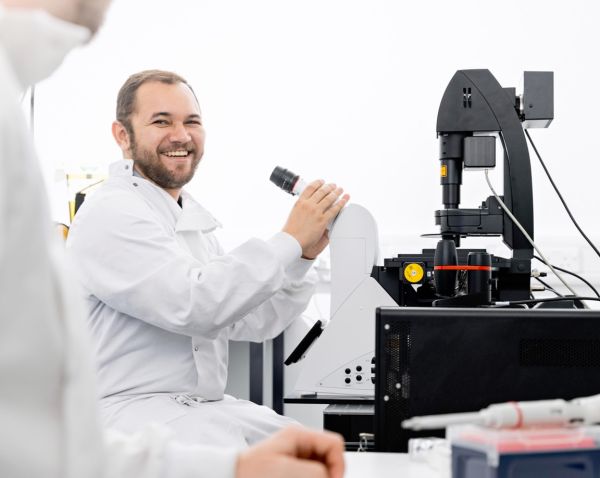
[
  {"x1": 282, "y1": 180, "x2": 350, "y2": 259},
  {"x1": 236, "y1": 426, "x2": 345, "y2": 478}
]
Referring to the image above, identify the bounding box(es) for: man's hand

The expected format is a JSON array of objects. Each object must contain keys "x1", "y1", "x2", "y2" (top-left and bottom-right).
[
  {"x1": 236, "y1": 426, "x2": 345, "y2": 478},
  {"x1": 282, "y1": 180, "x2": 350, "y2": 259}
]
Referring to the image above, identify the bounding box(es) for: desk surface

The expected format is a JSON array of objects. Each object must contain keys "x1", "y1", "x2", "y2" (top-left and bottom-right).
[{"x1": 344, "y1": 452, "x2": 440, "y2": 477}]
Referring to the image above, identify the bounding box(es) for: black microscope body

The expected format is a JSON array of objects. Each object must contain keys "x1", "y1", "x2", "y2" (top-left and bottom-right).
[{"x1": 372, "y1": 69, "x2": 554, "y2": 307}]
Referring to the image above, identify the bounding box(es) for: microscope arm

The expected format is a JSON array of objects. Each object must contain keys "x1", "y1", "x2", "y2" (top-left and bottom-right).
[{"x1": 436, "y1": 69, "x2": 534, "y2": 258}]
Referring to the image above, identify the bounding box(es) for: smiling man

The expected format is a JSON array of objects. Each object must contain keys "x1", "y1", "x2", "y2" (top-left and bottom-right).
[
  {"x1": 113, "y1": 73, "x2": 204, "y2": 198},
  {"x1": 66, "y1": 69, "x2": 349, "y2": 448}
]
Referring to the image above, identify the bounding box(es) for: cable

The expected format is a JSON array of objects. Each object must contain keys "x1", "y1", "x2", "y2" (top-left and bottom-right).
[
  {"x1": 534, "y1": 277, "x2": 562, "y2": 297},
  {"x1": 30, "y1": 85, "x2": 35, "y2": 136},
  {"x1": 533, "y1": 255, "x2": 600, "y2": 299},
  {"x1": 525, "y1": 130, "x2": 600, "y2": 261},
  {"x1": 78, "y1": 178, "x2": 105, "y2": 193},
  {"x1": 484, "y1": 169, "x2": 582, "y2": 303},
  {"x1": 493, "y1": 296, "x2": 600, "y2": 307}
]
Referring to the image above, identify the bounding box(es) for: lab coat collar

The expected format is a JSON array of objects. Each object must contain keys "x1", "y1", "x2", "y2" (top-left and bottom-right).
[
  {"x1": 109, "y1": 159, "x2": 136, "y2": 177},
  {"x1": 110, "y1": 159, "x2": 222, "y2": 234}
]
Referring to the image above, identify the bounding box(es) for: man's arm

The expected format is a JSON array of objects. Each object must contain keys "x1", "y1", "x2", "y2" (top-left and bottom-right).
[
  {"x1": 227, "y1": 180, "x2": 349, "y2": 342},
  {"x1": 104, "y1": 426, "x2": 238, "y2": 478},
  {"x1": 104, "y1": 425, "x2": 344, "y2": 478},
  {"x1": 67, "y1": 180, "x2": 347, "y2": 340},
  {"x1": 67, "y1": 190, "x2": 300, "y2": 339}
]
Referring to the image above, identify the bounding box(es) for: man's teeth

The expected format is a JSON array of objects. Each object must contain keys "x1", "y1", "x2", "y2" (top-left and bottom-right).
[{"x1": 162, "y1": 150, "x2": 189, "y2": 157}]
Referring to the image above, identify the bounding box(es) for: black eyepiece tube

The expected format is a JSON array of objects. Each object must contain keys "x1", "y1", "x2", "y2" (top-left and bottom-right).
[
  {"x1": 439, "y1": 133, "x2": 465, "y2": 209},
  {"x1": 270, "y1": 166, "x2": 299, "y2": 195}
]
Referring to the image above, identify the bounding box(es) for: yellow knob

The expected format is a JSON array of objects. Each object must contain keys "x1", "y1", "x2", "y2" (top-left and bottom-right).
[{"x1": 404, "y1": 263, "x2": 424, "y2": 283}]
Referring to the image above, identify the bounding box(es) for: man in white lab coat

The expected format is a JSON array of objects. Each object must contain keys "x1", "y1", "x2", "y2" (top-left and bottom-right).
[
  {"x1": 66, "y1": 69, "x2": 349, "y2": 447},
  {"x1": 0, "y1": 0, "x2": 345, "y2": 476}
]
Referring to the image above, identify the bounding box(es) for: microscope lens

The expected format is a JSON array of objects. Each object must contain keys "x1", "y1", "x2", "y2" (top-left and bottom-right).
[{"x1": 270, "y1": 166, "x2": 299, "y2": 195}]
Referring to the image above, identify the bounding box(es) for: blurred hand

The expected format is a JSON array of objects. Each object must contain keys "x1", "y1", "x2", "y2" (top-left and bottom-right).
[
  {"x1": 282, "y1": 180, "x2": 350, "y2": 259},
  {"x1": 236, "y1": 426, "x2": 345, "y2": 478}
]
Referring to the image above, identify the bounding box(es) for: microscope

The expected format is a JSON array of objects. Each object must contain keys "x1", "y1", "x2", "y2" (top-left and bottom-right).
[
  {"x1": 275, "y1": 71, "x2": 600, "y2": 455},
  {"x1": 373, "y1": 69, "x2": 554, "y2": 308},
  {"x1": 280, "y1": 69, "x2": 556, "y2": 397}
]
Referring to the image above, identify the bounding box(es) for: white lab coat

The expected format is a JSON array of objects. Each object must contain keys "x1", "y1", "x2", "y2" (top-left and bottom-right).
[
  {"x1": 0, "y1": 7, "x2": 237, "y2": 478},
  {"x1": 66, "y1": 160, "x2": 315, "y2": 446}
]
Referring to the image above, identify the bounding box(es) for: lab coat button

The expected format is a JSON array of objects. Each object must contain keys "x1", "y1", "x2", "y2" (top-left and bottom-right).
[{"x1": 193, "y1": 346, "x2": 199, "y2": 352}]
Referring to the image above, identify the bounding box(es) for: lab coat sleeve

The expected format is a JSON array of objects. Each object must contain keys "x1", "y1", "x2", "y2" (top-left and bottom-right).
[
  {"x1": 227, "y1": 257, "x2": 317, "y2": 342},
  {"x1": 67, "y1": 190, "x2": 305, "y2": 339},
  {"x1": 104, "y1": 426, "x2": 237, "y2": 478}
]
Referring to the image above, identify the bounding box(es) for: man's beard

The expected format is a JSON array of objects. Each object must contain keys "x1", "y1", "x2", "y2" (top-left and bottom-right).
[{"x1": 131, "y1": 137, "x2": 201, "y2": 190}]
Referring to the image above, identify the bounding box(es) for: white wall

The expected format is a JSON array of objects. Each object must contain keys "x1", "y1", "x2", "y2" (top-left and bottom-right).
[
  {"x1": 36, "y1": 0, "x2": 600, "y2": 257},
  {"x1": 33, "y1": 0, "x2": 600, "y2": 424}
]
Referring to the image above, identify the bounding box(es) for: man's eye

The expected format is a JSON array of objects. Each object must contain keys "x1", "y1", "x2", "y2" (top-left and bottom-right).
[
  {"x1": 186, "y1": 120, "x2": 202, "y2": 126},
  {"x1": 153, "y1": 119, "x2": 169, "y2": 126}
]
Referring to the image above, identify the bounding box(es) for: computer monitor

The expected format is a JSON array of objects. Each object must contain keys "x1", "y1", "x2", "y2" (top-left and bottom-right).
[{"x1": 374, "y1": 306, "x2": 600, "y2": 452}]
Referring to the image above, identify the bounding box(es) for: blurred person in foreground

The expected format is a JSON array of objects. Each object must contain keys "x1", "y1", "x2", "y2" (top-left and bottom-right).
[{"x1": 0, "y1": 0, "x2": 345, "y2": 477}]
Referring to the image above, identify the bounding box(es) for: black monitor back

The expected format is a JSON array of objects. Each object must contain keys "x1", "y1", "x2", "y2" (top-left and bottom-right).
[{"x1": 374, "y1": 307, "x2": 600, "y2": 452}]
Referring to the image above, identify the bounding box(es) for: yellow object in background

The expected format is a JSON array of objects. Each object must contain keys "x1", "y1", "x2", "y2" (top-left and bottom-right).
[
  {"x1": 55, "y1": 223, "x2": 69, "y2": 242},
  {"x1": 403, "y1": 263, "x2": 425, "y2": 283},
  {"x1": 64, "y1": 171, "x2": 105, "y2": 223}
]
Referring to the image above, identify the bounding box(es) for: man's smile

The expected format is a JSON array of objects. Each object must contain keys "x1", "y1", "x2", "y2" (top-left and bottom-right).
[{"x1": 161, "y1": 149, "x2": 192, "y2": 158}]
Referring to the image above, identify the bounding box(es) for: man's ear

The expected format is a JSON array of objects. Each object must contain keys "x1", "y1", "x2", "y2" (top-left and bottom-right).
[{"x1": 112, "y1": 121, "x2": 132, "y2": 156}]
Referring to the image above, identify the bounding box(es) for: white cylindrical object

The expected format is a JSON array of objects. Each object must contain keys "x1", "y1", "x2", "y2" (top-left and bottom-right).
[
  {"x1": 573, "y1": 393, "x2": 600, "y2": 424},
  {"x1": 402, "y1": 412, "x2": 483, "y2": 431},
  {"x1": 481, "y1": 399, "x2": 574, "y2": 428},
  {"x1": 291, "y1": 178, "x2": 307, "y2": 195}
]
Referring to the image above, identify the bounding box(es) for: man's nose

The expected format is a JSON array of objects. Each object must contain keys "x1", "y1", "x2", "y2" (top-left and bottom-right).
[{"x1": 169, "y1": 122, "x2": 192, "y2": 143}]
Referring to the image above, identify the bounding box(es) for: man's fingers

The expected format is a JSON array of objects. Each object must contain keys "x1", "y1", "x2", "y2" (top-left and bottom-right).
[
  {"x1": 311, "y1": 183, "x2": 337, "y2": 203},
  {"x1": 299, "y1": 179, "x2": 325, "y2": 200},
  {"x1": 281, "y1": 427, "x2": 346, "y2": 478},
  {"x1": 309, "y1": 433, "x2": 345, "y2": 478},
  {"x1": 325, "y1": 194, "x2": 350, "y2": 220},
  {"x1": 282, "y1": 178, "x2": 349, "y2": 254},
  {"x1": 319, "y1": 186, "x2": 344, "y2": 210}
]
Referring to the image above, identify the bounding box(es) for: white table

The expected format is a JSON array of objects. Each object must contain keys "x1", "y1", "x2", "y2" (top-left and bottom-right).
[{"x1": 344, "y1": 452, "x2": 443, "y2": 477}]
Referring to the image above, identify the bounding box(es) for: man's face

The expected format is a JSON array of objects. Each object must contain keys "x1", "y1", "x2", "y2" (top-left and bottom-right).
[{"x1": 128, "y1": 81, "x2": 205, "y2": 192}]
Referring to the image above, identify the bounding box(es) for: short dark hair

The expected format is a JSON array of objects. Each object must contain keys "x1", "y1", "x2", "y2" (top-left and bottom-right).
[{"x1": 116, "y1": 69, "x2": 197, "y2": 136}]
